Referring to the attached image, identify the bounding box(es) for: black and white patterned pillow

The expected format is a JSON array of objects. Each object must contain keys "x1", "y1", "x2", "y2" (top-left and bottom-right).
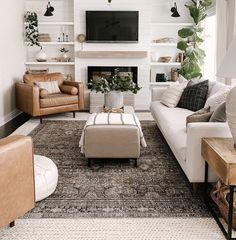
[{"x1": 178, "y1": 80, "x2": 209, "y2": 111}]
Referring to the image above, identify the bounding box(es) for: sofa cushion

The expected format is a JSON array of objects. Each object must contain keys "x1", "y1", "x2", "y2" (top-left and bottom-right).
[
  {"x1": 205, "y1": 89, "x2": 230, "y2": 111},
  {"x1": 209, "y1": 81, "x2": 231, "y2": 97},
  {"x1": 23, "y1": 72, "x2": 64, "y2": 86},
  {"x1": 60, "y1": 85, "x2": 78, "y2": 95},
  {"x1": 186, "y1": 107, "x2": 213, "y2": 126},
  {"x1": 160, "y1": 84, "x2": 186, "y2": 108},
  {"x1": 178, "y1": 80, "x2": 209, "y2": 111},
  {"x1": 40, "y1": 93, "x2": 78, "y2": 108},
  {"x1": 210, "y1": 102, "x2": 227, "y2": 122},
  {"x1": 37, "y1": 81, "x2": 61, "y2": 94},
  {"x1": 39, "y1": 88, "x2": 48, "y2": 99}
]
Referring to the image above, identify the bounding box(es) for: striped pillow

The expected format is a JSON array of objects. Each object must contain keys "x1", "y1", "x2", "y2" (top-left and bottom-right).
[
  {"x1": 160, "y1": 84, "x2": 186, "y2": 108},
  {"x1": 37, "y1": 81, "x2": 61, "y2": 94}
]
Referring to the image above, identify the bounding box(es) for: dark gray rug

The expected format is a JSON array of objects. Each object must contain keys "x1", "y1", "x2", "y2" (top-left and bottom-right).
[{"x1": 25, "y1": 120, "x2": 209, "y2": 218}]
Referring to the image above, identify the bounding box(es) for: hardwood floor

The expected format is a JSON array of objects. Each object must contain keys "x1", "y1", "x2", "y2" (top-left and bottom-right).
[{"x1": 0, "y1": 113, "x2": 30, "y2": 139}]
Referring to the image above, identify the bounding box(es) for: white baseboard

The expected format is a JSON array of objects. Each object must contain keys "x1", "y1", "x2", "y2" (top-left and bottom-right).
[{"x1": 0, "y1": 109, "x2": 22, "y2": 127}]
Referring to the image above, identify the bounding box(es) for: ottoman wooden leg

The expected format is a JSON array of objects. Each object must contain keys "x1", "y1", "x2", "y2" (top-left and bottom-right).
[
  {"x1": 88, "y1": 158, "x2": 92, "y2": 167},
  {"x1": 9, "y1": 221, "x2": 15, "y2": 228},
  {"x1": 134, "y1": 159, "x2": 138, "y2": 168}
]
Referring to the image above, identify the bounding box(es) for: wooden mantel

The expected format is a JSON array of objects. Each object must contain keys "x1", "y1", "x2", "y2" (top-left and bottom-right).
[{"x1": 77, "y1": 51, "x2": 148, "y2": 59}]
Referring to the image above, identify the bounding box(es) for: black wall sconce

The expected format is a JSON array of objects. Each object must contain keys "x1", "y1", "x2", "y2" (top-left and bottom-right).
[
  {"x1": 171, "y1": 2, "x2": 180, "y2": 17},
  {"x1": 44, "y1": 1, "x2": 54, "y2": 17}
]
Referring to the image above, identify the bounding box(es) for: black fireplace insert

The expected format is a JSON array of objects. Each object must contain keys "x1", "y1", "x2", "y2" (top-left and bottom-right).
[{"x1": 87, "y1": 66, "x2": 138, "y2": 88}]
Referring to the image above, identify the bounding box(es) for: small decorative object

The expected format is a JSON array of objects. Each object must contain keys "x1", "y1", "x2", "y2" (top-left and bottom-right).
[
  {"x1": 176, "y1": 52, "x2": 184, "y2": 63},
  {"x1": 108, "y1": 0, "x2": 112, "y2": 5},
  {"x1": 177, "y1": 0, "x2": 212, "y2": 79},
  {"x1": 62, "y1": 33, "x2": 65, "y2": 42},
  {"x1": 60, "y1": 48, "x2": 70, "y2": 62},
  {"x1": 38, "y1": 33, "x2": 51, "y2": 42},
  {"x1": 65, "y1": 74, "x2": 73, "y2": 81},
  {"x1": 217, "y1": 37, "x2": 236, "y2": 148},
  {"x1": 44, "y1": 1, "x2": 54, "y2": 17},
  {"x1": 151, "y1": 52, "x2": 159, "y2": 62},
  {"x1": 66, "y1": 35, "x2": 69, "y2": 42},
  {"x1": 36, "y1": 47, "x2": 47, "y2": 62},
  {"x1": 171, "y1": 2, "x2": 180, "y2": 17},
  {"x1": 160, "y1": 56, "x2": 172, "y2": 63},
  {"x1": 77, "y1": 34, "x2": 86, "y2": 50},
  {"x1": 153, "y1": 37, "x2": 177, "y2": 43},
  {"x1": 58, "y1": 37, "x2": 61, "y2": 42},
  {"x1": 88, "y1": 68, "x2": 141, "y2": 109},
  {"x1": 171, "y1": 68, "x2": 179, "y2": 81},
  {"x1": 156, "y1": 73, "x2": 167, "y2": 82},
  {"x1": 24, "y1": 11, "x2": 40, "y2": 47}
]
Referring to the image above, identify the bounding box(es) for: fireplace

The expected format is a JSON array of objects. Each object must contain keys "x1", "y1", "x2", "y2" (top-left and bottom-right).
[{"x1": 87, "y1": 66, "x2": 138, "y2": 87}]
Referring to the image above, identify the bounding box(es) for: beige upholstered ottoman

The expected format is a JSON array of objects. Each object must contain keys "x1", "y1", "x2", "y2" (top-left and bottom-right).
[{"x1": 80, "y1": 112, "x2": 146, "y2": 167}]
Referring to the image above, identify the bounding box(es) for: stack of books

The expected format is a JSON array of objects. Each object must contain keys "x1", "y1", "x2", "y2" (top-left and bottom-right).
[{"x1": 38, "y1": 34, "x2": 51, "y2": 42}]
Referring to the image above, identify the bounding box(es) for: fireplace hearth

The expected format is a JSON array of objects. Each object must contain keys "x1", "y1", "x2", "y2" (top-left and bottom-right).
[{"x1": 87, "y1": 66, "x2": 138, "y2": 87}]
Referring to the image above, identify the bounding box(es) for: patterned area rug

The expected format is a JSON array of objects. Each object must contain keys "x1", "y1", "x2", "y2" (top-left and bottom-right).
[{"x1": 25, "y1": 120, "x2": 209, "y2": 218}]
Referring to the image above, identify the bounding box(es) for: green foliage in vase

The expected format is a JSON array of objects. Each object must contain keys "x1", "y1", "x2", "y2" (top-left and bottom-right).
[
  {"x1": 88, "y1": 69, "x2": 141, "y2": 94},
  {"x1": 25, "y1": 11, "x2": 41, "y2": 47},
  {"x1": 177, "y1": 0, "x2": 212, "y2": 80}
]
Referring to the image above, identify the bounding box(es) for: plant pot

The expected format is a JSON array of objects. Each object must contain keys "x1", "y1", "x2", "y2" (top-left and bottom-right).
[
  {"x1": 36, "y1": 48, "x2": 47, "y2": 62},
  {"x1": 226, "y1": 87, "x2": 236, "y2": 148},
  {"x1": 104, "y1": 91, "x2": 124, "y2": 109}
]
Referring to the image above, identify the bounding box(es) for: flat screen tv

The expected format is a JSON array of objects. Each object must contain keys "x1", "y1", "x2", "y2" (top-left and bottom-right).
[{"x1": 86, "y1": 11, "x2": 139, "y2": 43}]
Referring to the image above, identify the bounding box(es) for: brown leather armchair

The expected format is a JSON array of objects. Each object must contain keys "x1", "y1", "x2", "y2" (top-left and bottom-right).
[
  {"x1": 16, "y1": 73, "x2": 84, "y2": 123},
  {"x1": 0, "y1": 135, "x2": 35, "y2": 228}
]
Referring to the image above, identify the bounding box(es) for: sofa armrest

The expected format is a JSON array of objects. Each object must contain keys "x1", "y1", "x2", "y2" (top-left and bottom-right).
[
  {"x1": 63, "y1": 81, "x2": 84, "y2": 110},
  {"x1": 15, "y1": 82, "x2": 40, "y2": 116},
  {"x1": 151, "y1": 87, "x2": 166, "y2": 102},
  {"x1": 186, "y1": 122, "x2": 232, "y2": 182},
  {"x1": 0, "y1": 135, "x2": 35, "y2": 228}
]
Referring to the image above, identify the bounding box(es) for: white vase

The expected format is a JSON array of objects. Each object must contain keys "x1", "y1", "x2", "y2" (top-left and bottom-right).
[
  {"x1": 226, "y1": 86, "x2": 236, "y2": 148},
  {"x1": 151, "y1": 52, "x2": 159, "y2": 62},
  {"x1": 36, "y1": 48, "x2": 47, "y2": 62},
  {"x1": 104, "y1": 91, "x2": 124, "y2": 109}
]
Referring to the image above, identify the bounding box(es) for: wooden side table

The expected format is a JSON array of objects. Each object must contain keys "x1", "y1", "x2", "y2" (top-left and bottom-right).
[{"x1": 202, "y1": 138, "x2": 236, "y2": 240}]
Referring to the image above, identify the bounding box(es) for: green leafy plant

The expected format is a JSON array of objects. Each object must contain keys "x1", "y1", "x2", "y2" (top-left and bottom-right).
[
  {"x1": 177, "y1": 0, "x2": 212, "y2": 80},
  {"x1": 88, "y1": 69, "x2": 141, "y2": 94},
  {"x1": 60, "y1": 48, "x2": 69, "y2": 53},
  {"x1": 24, "y1": 11, "x2": 40, "y2": 47}
]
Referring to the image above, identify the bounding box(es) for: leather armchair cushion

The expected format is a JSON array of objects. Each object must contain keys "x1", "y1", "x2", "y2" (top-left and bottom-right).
[
  {"x1": 40, "y1": 93, "x2": 78, "y2": 108},
  {"x1": 37, "y1": 81, "x2": 61, "y2": 94},
  {"x1": 23, "y1": 72, "x2": 64, "y2": 86},
  {"x1": 40, "y1": 88, "x2": 48, "y2": 99},
  {"x1": 60, "y1": 85, "x2": 78, "y2": 95}
]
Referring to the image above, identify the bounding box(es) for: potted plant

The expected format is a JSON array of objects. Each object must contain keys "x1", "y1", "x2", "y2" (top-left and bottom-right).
[
  {"x1": 88, "y1": 68, "x2": 141, "y2": 109},
  {"x1": 177, "y1": 0, "x2": 212, "y2": 80},
  {"x1": 24, "y1": 11, "x2": 40, "y2": 47}
]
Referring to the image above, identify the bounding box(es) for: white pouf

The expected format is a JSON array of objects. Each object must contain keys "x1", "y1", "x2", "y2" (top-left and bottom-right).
[{"x1": 34, "y1": 155, "x2": 58, "y2": 202}]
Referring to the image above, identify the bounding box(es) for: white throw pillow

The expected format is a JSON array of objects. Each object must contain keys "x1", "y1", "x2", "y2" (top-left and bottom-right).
[
  {"x1": 37, "y1": 81, "x2": 61, "y2": 94},
  {"x1": 204, "y1": 89, "x2": 230, "y2": 111},
  {"x1": 160, "y1": 84, "x2": 186, "y2": 108}
]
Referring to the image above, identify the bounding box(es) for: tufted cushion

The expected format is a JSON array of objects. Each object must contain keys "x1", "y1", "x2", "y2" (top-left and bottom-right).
[
  {"x1": 178, "y1": 80, "x2": 209, "y2": 111},
  {"x1": 34, "y1": 155, "x2": 58, "y2": 202},
  {"x1": 60, "y1": 85, "x2": 78, "y2": 95},
  {"x1": 40, "y1": 93, "x2": 78, "y2": 108},
  {"x1": 39, "y1": 88, "x2": 48, "y2": 99},
  {"x1": 37, "y1": 81, "x2": 61, "y2": 94},
  {"x1": 23, "y1": 72, "x2": 64, "y2": 86}
]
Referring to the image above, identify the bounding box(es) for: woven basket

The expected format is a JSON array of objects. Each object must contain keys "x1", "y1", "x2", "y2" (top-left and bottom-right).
[{"x1": 211, "y1": 181, "x2": 236, "y2": 230}]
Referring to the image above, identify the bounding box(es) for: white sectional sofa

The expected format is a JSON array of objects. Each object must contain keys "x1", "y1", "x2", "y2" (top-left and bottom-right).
[{"x1": 150, "y1": 81, "x2": 232, "y2": 185}]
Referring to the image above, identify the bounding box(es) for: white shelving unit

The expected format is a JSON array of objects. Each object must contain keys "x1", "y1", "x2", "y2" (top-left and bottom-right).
[
  {"x1": 149, "y1": 19, "x2": 193, "y2": 84},
  {"x1": 25, "y1": 62, "x2": 75, "y2": 66},
  {"x1": 24, "y1": 0, "x2": 75, "y2": 78}
]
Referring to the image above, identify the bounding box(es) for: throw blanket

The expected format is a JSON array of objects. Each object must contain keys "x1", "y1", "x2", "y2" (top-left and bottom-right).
[{"x1": 79, "y1": 113, "x2": 147, "y2": 154}]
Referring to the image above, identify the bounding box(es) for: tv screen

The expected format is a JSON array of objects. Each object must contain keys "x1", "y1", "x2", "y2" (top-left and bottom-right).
[{"x1": 86, "y1": 11, "x2": 139, "y2": 43}]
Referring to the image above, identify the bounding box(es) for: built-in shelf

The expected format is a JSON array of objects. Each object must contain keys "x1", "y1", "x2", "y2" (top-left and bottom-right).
[
  {"x1": 150, "y1": 62, "x2": 181, "y2": 67},
  {"x1": 149, "y1": 82, "x2": 179, "y2": 86},
  {"x1": 24, "y1": 22, "x2": 74, "y2": 26},
  {"x1": 151, "y1": 22, "x2": 194, "y2": 27},
  {"x1": 25, "y1": 62, "x2": 75, "y2": 66},
  {"x1": 25, "y1": 42, "x2": 74, "y2": 45},
  {"x1": 78, "y1": 51, "x2": 148, "y2": 59},
  {"x1": 151, "y1": 43, "x2": 177, "y2": 47}
]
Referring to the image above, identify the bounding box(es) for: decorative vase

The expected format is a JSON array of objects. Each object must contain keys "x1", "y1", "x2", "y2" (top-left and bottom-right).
[
  {"x1": 36, "y1": 47, "x2": 47, "y2": 62},
  {"x1": 104, "y1": 91, "x2": 124, "y2": 109},
  {"x1": 151, "y1": 52, "x2": 159, "y2": 62},
  {"x1": 226, "y1": 87, "x2": 236, "y2": 148}
]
